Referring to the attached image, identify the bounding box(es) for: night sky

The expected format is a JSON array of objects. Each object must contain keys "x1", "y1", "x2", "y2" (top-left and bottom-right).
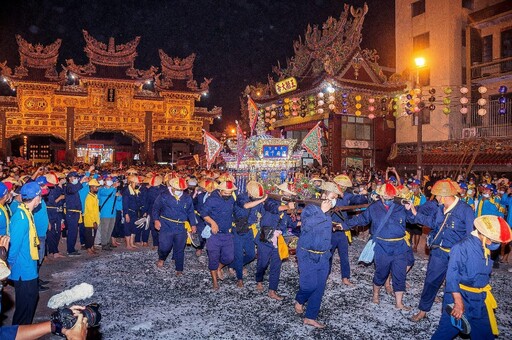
[{"x1": 0, "y1": 0, "x2": 395, "y2": 131}]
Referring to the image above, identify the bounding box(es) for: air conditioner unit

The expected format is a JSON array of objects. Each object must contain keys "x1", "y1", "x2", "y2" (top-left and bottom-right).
[{"x1": 462, "y1": 127, "x2": 477, "y2": 139}]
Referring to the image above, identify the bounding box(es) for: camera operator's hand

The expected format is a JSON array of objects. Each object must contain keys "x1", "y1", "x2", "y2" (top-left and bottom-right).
[
  {"x1": 62, "y1": 306, "x2": 88, "y2": 340},
  {"x1": 0, "y1": 235, "x2": 10, "y2": 252}
]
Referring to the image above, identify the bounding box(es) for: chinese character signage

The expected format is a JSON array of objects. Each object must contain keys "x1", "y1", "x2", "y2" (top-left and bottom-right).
[
  {"x1": 107, "y1": 88, "x2": 116, "y2": 102},
  {"x1": 263, "y1": 145, "x2": 288, "y2": 158},
  {"x1": 345, "y1": 140, "x2": 370, "y2": 149},
  {"x1": 275, "y1": 77, "x2": 297, "y2": 95}
]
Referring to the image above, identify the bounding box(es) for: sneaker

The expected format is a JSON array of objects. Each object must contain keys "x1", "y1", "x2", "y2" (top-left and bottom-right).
[{"x1": 68, "y1": 251, "x2": 81, "y2": 256}]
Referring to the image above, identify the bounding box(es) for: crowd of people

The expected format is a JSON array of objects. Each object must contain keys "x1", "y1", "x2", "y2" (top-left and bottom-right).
[{"x1": 0, "y1": 160, "x2": 511, "y2": 338}]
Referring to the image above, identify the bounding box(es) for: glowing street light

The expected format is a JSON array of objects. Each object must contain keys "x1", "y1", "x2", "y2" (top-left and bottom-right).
[{"x1": 414, "y1": 57, "x2": 426, "y2": 68}]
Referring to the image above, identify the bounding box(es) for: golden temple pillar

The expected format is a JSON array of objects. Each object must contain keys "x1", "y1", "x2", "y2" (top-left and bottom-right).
[
  {"x1": 0, "y1": 109, "x2": 6, "y2": 159},
  {"x1": 143, "y1": 110, "x2": 154, "y2": 164},
  {"x1": 65, "y1": 107, "x2": 75, "y2": 164}
]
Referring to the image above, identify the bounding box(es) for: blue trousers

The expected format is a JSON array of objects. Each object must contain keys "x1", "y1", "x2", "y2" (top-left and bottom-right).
[
  {"x1": 46, "y1": 218, "x2": 61, "y2": 254},
  {"x1": 330, "y1": 231, "x2": 350, "y2": 279},
  {"x1": 431, "y1": 293, "x2": 494, "y2": 340},
  {"x1": 206, "y1": 233, "x2": 234, "y2": 270},
  {"x1": 295, "y1": 250, "x2": 330, "y2": 320},
  {"x1": 148, "y1": 219, "x2": 159, "y2": 247},
  {"x1": 79, "y1": 223, "x2": 85, "y2": 246},
  {"x1": 123, "y1": 213, "x2": 137, "y2": 237},
  {"x1": 255, "y1": 240, "x2": 282, "y2": 291},
  {"x1": 232, "y1": 231, "x2": 256, "y2": 280},
  {"x1": 65, "y1": 211, "x2": 80, "y2": 253},
  {"x1": 373, "y1": 246, "x2": 407, "y2": 292},
  {"x1": 418, "y1": 248, "x2": 449, "y2": 312},
  {"x1": 158, "y1": 230, "x2": 187, "y2": 271}
]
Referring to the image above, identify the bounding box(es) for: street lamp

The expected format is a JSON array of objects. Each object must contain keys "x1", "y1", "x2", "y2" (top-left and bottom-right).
[{"x1": 414, "y1": 56, "x2": 426, "y2": 180}]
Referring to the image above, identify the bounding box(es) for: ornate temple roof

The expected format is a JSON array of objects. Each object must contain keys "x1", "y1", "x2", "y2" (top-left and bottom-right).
[
  {"x1": 247, "y1": 3, "x2": 403, "y2": 101},
  {"x1": 82, "y1": 30, "x2": 140, "y2": 67}
]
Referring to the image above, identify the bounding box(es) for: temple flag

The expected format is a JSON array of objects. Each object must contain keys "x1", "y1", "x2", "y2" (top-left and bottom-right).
[
  {"x1": 193, "y1": 154, "x2": 200, "y2": 165},
  {"x1": 202, "y1": 130, "x2": 222, "y2": 170},
  {"x1": 301, "y1": 121, "x2": 323, "y2": 166},
  {"x1": 247, "y1": 96, "x2": 259, "y2": 135}
]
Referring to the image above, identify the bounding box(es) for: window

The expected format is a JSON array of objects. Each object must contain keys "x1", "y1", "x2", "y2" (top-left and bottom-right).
[
  {"x1": 341, "y1": 116, "x2": 372, "y2": 141},
  {"x1": 482, "y1": 35, "x2": 493, "y2": 62},
  {"x1": 411, "y1": 0, "x2": 425, "y2": 17},
  {"x1": 501, "y1": 28, "x2": 512, "y2": 73},
  {"x1": 413, "y1": 32, "x2": 430, "y2": 51},
  {"x1": 462, "y1": 0, "x2": 473, "y2": 10}
]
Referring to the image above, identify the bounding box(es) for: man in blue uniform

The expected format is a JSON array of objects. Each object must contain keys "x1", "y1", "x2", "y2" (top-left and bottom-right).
[
  {"x1": 295, "y1": 182, "x2": 338, "y2": 328},
  {"x1": 44, "y1": 173, "x2": 65, "y2": 259},
  {"x1": 65, "y1": 171, "x2": 85, "y2": 256},
  {"x1": 192, "y1": 179, "x2": 216, "y2": 257},
  {"x1": 231, "y1": 181, "x2": 266, "y2": 288},
  {"x1": 8, "y1": 182, "x2": 42, "y2": 325},
  {"x1": 33, "y1": 176, "x2": 51, "y2": 291},
  {"x1": 409, "y1": 179, "x2": 474, "y2": 322},
  {"x1": 97, "y1": 176, "x2": 118, "y2": 251},
  {"x1": 153, "y1": 177, "x2": 196, "y2": 275},
  {"x1": 255, "y1": 182, "x2": 295, "y2": 300},
  {"x1": 200, "y1": 180, "x2": 237, "y2": 290},
  {"x1": 142, "y1": 175, "x2": 164, "y2": 248},
  {"x1": 122, "y1": 175, "x2": 144, "y2": 250},
  {"x1": 431, "y1": 215, "x2": 511, "y2": 339},
  {"x1": 341, "y1": 183, "x2": 415, "y2": 310},
  {"x1": 475, "y1": 183, "x2": 503, "y2": 218},
  {"x1": 331, "y1": 175, "x2": 354, "y2": 285}
]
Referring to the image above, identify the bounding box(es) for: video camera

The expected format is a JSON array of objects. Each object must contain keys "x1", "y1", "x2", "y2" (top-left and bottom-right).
[{"x1": 50, "y1": 303, "x2": 101, "y2": 337}]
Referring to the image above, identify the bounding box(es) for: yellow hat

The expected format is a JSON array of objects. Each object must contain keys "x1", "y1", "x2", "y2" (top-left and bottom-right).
[
  {"x1": 333, "y1": 175, "x2": 352, "y2": 188},
  {"x1": 128, "y1": 175, "x2": 139, "y2": 184},
  {"x1": 198, "y1": 179, "x2": 217, "y2": 193},
  {"x1": 320, "y1": 181, "x2": 343, "y2": 196},
  {"x1": 474, "y1": 215, "x2": 512, "y2": 243},
  {"x1": 431, "y1": 179, "x2": 460, "y2": 197},
  {"x1": 276, "y1": 182, "x2": 297, "y2": 196},
  {"x1": 217, "y1": 172, "x2": 235, "y2": 183},
  {"x1": 150, "y1": 176, "x2": 163, "y2": 187},
  {"x1": 376, "y1": 183, "x2": 398, "y2": 199},
  {"x1": 396, "y1": 184, "x2": 411, "y2": 199},
  {"x1": 168, "y1": 177, "x2": 188, "y2": 190},
  {"x1": 217, "y1": 180, "x2": 237, "y2": 192},
  {"x1": 247, "y1": 181, "x2": 265, "y2": 199},
  {"x1": 88, "y1": 179, "x2": 101, "y2": 187},
  {"x1": 45, "y1": 173, "x2": 59, "y2": 186}
]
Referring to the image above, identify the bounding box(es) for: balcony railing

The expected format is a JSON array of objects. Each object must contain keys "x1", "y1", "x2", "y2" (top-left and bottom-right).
[
  {"x1": 459, "y1": 100, "x2": 512, "y2": 139},
  {"x1": 471, "y1": 56, "x2": 512, "y2": 80}
]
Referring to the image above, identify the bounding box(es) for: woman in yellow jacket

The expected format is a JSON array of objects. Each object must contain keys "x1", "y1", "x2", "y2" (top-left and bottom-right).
[{"x1": 84, "y1": 179, "x2": 101, "y2": 255}]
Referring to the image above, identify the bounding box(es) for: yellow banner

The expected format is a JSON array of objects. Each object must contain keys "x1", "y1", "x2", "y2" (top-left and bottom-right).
[{"x1": 275, "y1": 77, "x2": 297, "y2": 95}]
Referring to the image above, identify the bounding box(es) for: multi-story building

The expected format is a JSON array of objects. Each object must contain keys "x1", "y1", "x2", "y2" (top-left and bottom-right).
[{"x1": 392, "y1": 0, "x2": 512, "y2": 174}]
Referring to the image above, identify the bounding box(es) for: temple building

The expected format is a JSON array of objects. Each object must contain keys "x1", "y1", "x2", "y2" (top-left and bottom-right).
[
  {"x1": 0, "y1": 30, "x2": 220, "y2": 164},
  {"x1": 244, "y1": 3, "x2": 405, "y2": 173}
]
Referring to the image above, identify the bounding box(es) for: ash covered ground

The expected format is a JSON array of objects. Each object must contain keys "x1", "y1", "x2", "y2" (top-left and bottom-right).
[{"x1": 30, "y1": 236, "x2": 512, "y2": 340}]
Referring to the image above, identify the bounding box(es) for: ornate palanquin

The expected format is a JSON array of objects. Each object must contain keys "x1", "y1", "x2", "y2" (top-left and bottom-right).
[{"x1": 0, "y1": 30, "x2": 220, "y2": 162}]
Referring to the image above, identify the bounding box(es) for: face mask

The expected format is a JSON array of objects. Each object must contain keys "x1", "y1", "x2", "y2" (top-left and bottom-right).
[
  {"x1": 467, "y1": 189, "x2": 473, "y2": 195},
  {"x1": 99, "y1": 180, "x2": 104, "y2": 186},
  {"x1": 482, "y1": 193, "x2": 490, "y2": 198},
  {"x1": 106, "y1": 180, "x2": 113, "y2": 187},
  {"x1": 330, "y1": 199, "x2": 337, "y2": 208},
  {"x1": 486, "y1": 242, "x2": 500, "y2": 251},
  {"x1": 383, "y1": 199, "x2": 393, "y2": 207},
  {"x1": 174, "y1": 190, "x2": 183, "y2": 198},
  {"x1": 71, "y1": 179, "x2": 78, "y2": 185},
  {"x1": 498, "y1": 191, "x2": 504, "y2": 195}
]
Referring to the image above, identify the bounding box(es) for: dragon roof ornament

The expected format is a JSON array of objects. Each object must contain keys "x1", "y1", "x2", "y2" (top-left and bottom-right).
[
  {"x1": 82, "y1": 30, "x2": 140, "y2": 67},
  {"x1": 274, "y1": 3, "x2": 368, "y2": 81}
]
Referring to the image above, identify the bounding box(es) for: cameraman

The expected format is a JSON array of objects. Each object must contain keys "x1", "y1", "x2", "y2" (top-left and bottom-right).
[{"x1": 0, "y1": 235, "x2": 88, "y2": 340}]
